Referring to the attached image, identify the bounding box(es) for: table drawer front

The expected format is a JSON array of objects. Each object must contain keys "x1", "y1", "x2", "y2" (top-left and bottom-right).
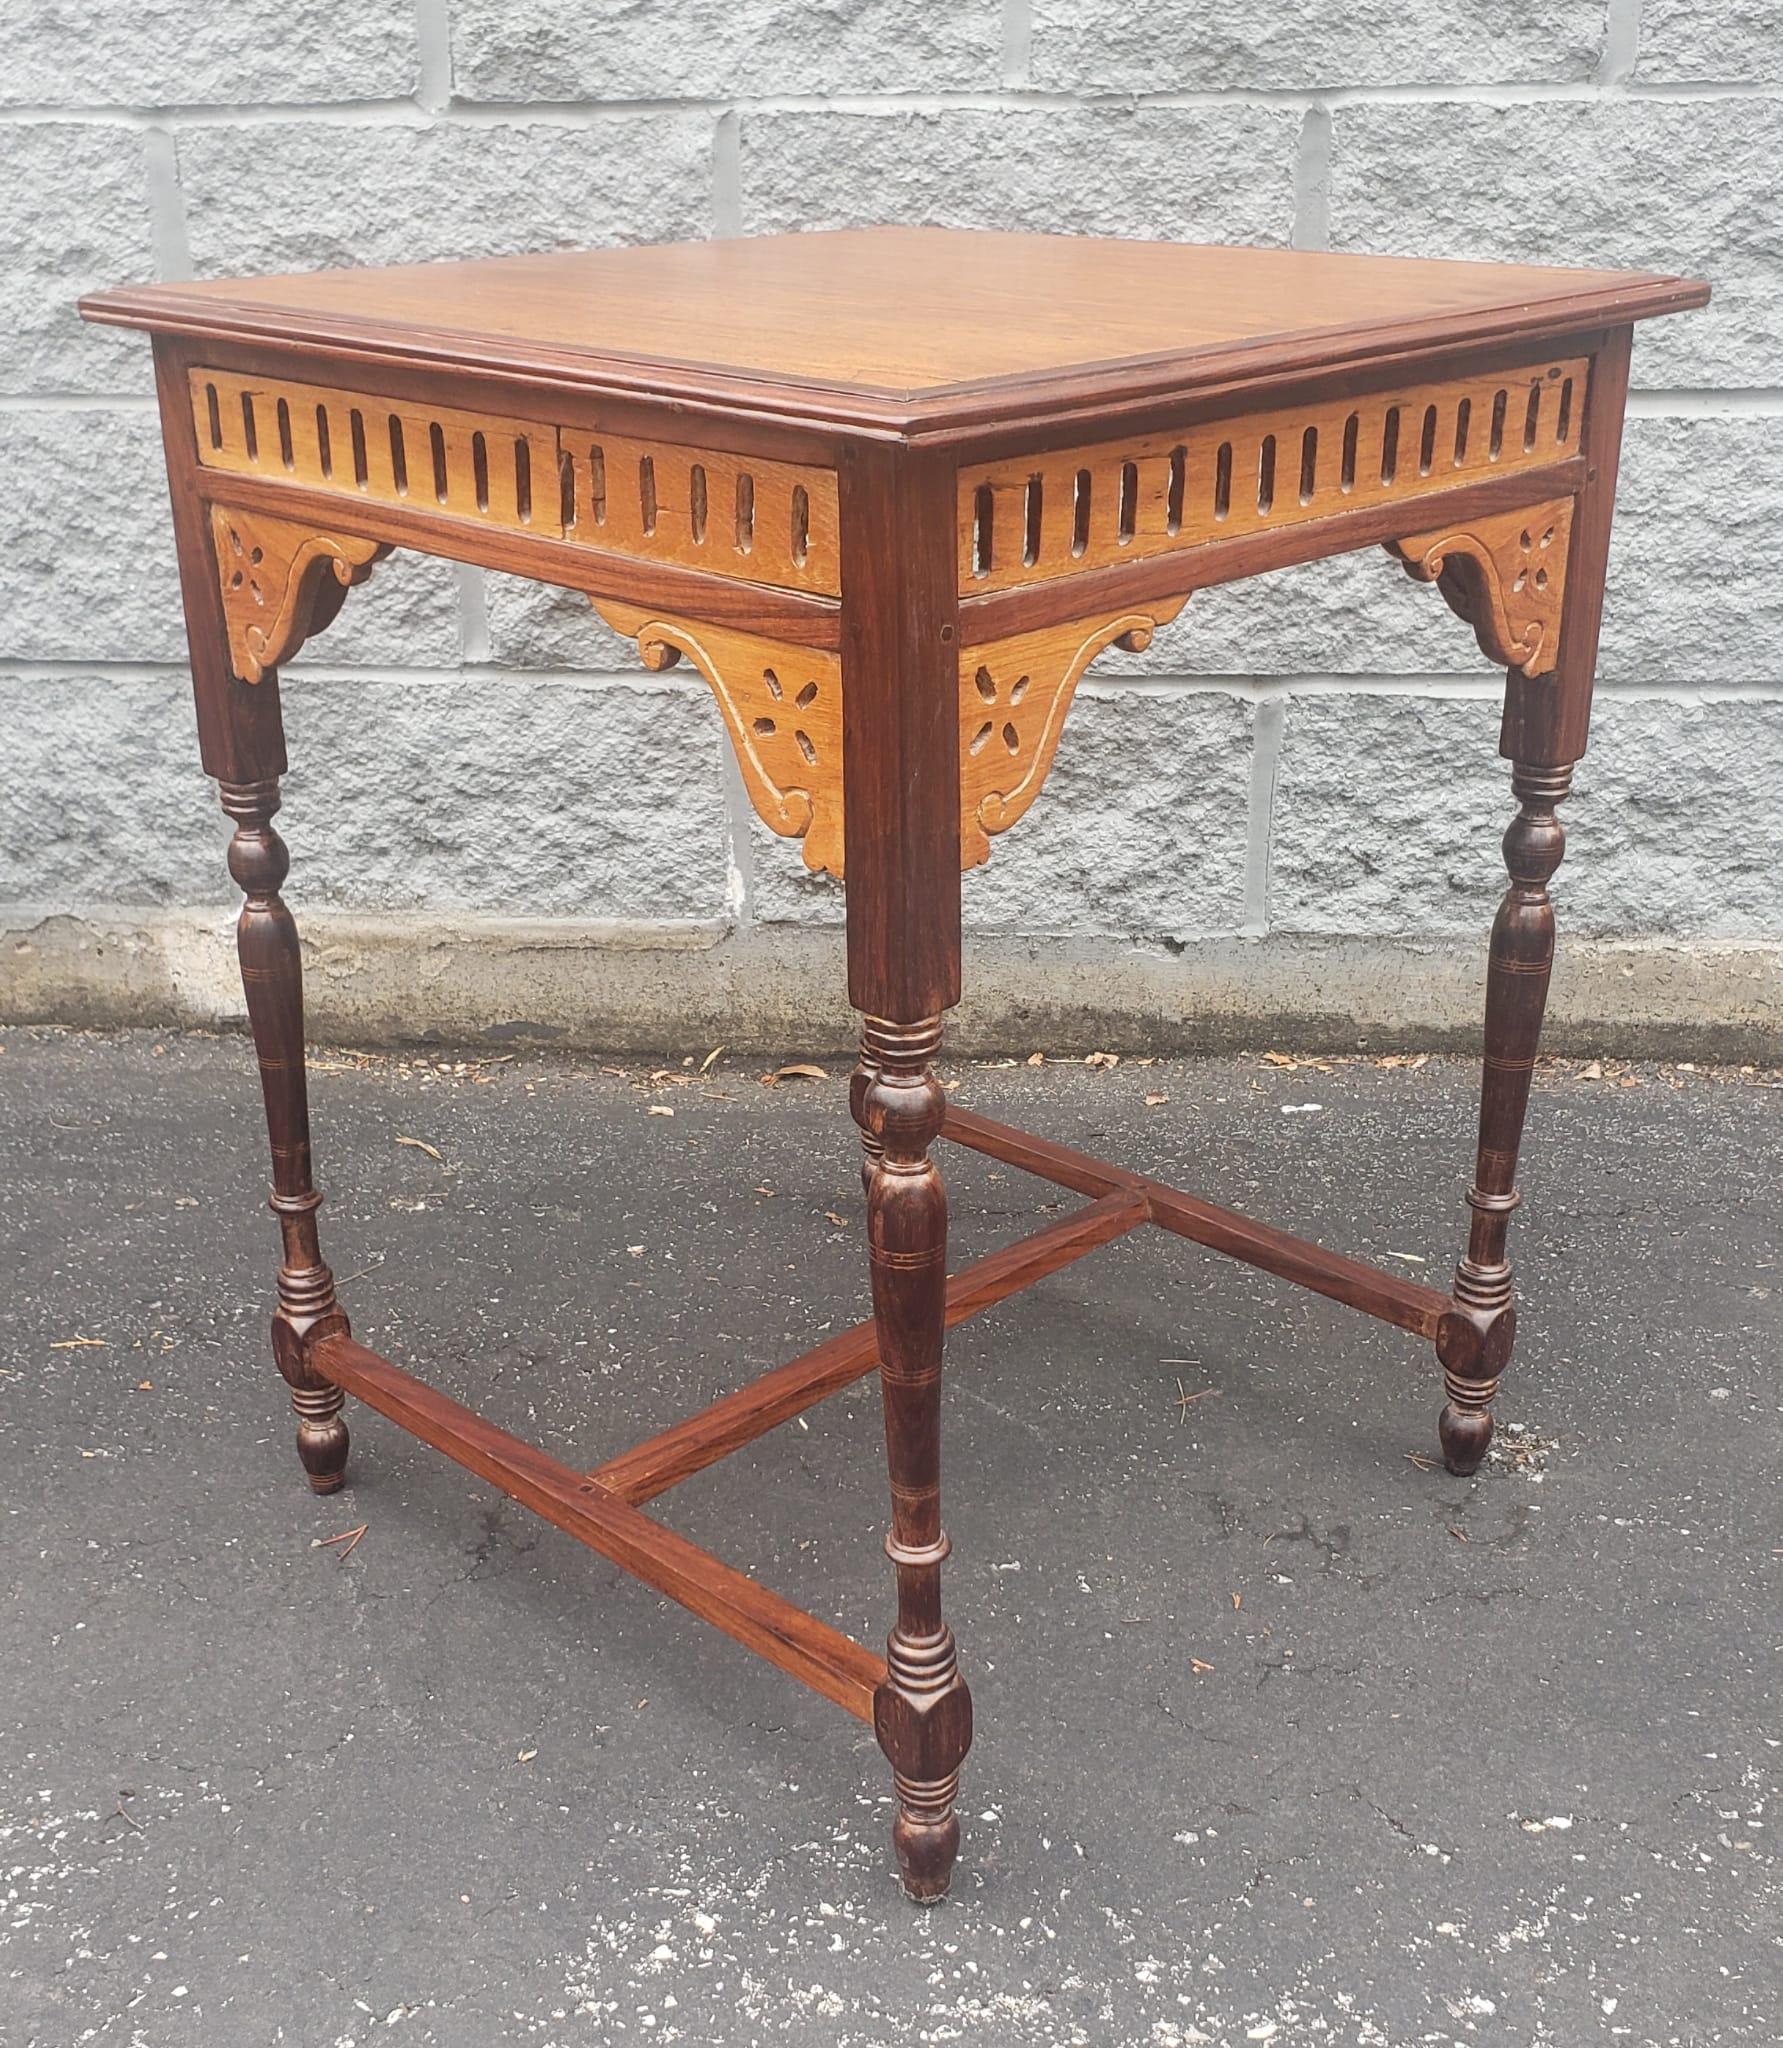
[
  {"x1": 959, "y1": 354, "x2": 1590, "y2": 596},
  {"x1": 189, "y1": 366, "x2": 841, "y2": 599}
]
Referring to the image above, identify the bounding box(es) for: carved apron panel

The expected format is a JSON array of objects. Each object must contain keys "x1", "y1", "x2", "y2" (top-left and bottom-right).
[
  {"x1": 192, "y1": 366, "x2": 839, "y2": 599},
  {"x1": 959, "y1": 355, "x2": 1588, "y2": 598}
]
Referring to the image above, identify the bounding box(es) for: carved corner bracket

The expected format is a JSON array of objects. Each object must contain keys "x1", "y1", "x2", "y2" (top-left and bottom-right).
[
  {"x1": 958, "y1": 599, "x2": 1188, "y2": 869},
  {"x1": 589, "y1": 593, "x2": 1188, "y2": 881},
  {"x1": 209, "y1": 504, "x2": 389, "y2": 684},
  {"x1": 594, "y1": 600, "x2": 846, "y2": 879},
  {"x1": 1387, "y1": 496, "x2": 1574, "y2": 678}
]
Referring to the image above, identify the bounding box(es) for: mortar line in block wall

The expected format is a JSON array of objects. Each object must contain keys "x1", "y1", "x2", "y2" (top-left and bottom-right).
[
  {"x1": 1598, "y1": 0, "x2": 1644, "y2": 90},
  {"x1": 0, "y1": 658, "x2": 756, "y2": 692},
  {"x1": 712, "y1": 110, "x2": 743, "y2": 238},
  {"x1": 1289, "y1": 102, "x2": 1332, "y2": 252},
  {"x1": 0, "y1": 394, "x2": 162, "y2": 412},
  {"x1": 1090, "y1": 674, "x2": 1506, "y2": 702},
  {"x1": 1301, "y1": 79, "x2": 1782, "y2": 109},
  {"x1": 1079, "y1": 673, "x2": 1783, "y2": 704},
  {"x1": 0, "y1": 101, "x2": 437, "y2": 129},
  {"x1": 718, "y1": 749, "x2": 758, "y2": 930},
  {"x1": 414, "y1": 0, "x2": 453, "y2": 117},
  {"x1": 1622, "y1": 80, "x2": 1783, "y2": 102},
  {"x1": 456, "y1": 566, "x2": 492, "y2": 665},
  {"x1": 1624, "y1": 391, "x2": 1783, "y2": 418},
  {"x1": 140, "y1": 125, "x2": 191, "y2": 281},
  {"x1": 1275, "y1": 678, "x2": 1783, "y2": 704},
  {"x1": 1241, "y1": 694, "x2": 1285, "y2": 937},
  {"x1": 20, "y1": 659, "x2": 1783, "y2": 706},
  {"x1": 1001, "y1": 0, "x2": 1033, "y2": 89},
  {"x1": 7, "y1": 80, "x2": 1783, "y2": 128}
]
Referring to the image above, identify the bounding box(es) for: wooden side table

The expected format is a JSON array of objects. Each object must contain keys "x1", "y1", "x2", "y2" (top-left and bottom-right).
[{"x1": 83, "y1": 230, "x2": 1706, "y2": 1900}]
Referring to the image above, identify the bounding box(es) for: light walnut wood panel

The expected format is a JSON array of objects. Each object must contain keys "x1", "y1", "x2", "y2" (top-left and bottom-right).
[
  {"x1": 561, "y1": 431, "x2": 837, "y2": 598},
  {"x1": 960, "y1": 355, "x2": 1589, "y2": 596},
  {"x1": 190, "y1": 365, "x2": 840, "y2": 598}
]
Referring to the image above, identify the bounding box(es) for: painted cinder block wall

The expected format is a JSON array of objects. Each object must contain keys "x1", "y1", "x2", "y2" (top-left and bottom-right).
[{"x1": 2, "y1": 2, "x2": 1779, "y2": 1052}]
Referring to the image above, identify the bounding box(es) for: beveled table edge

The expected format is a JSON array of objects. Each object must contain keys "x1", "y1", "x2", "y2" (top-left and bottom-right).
[{"x1": 80, "y1": 271, "x2": 1708, "y2": 443}]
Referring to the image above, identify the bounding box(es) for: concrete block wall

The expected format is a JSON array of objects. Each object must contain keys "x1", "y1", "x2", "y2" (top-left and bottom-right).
[{"x1": 2, "y1": 2, "x2": 1780, "y2": 1054}]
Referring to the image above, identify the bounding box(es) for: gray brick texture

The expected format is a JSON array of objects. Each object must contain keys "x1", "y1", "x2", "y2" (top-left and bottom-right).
[{"x1": 2, "y1": 3, "x2": 1777, "y2": 999}]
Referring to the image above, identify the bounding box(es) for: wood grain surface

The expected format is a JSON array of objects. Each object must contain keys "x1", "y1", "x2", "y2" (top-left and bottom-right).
[
  {"x1": 84, "y1": 229, "x2": 1707, "y2": 436},
  {"x1": 105, "y1": 231, "x2": 1702, "y2": 1905},
  {"x1": 316, "y1": 1334, "x2": 887, "y2": 1722}
]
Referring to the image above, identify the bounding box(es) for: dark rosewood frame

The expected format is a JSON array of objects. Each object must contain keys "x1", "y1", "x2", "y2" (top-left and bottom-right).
[{"x1": 125, "y1": 297, "x2": 1643, "y2": 1903}]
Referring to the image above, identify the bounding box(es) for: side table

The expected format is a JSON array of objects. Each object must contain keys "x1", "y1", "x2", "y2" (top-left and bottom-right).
[{"x1": 82, "y1": 229, "x2": 1707, "y2": 1899}]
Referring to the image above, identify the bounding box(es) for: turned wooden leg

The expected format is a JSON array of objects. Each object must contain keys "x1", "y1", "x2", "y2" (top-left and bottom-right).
[
  {"x1": 1438, "y1": 761, "x2": 1572, "y2": 1475},
  {"x1": 855, "y1": 1014, "x2": 972, "y2": 1901},
  {"x1": 850, "y1": 1024, "x2": 884, "y2": 1196},
  {"x1": 220, "y1": 776, "x2": 351, "y2": 1492}
]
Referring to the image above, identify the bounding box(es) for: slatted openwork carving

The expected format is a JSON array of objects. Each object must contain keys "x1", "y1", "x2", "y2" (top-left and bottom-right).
[
  {"x1": 960, "y1": 356, "x2": 1590, "y2": 595},
  {"x1": 190, "y1": 366, "x2": 840, "y2": 598}
]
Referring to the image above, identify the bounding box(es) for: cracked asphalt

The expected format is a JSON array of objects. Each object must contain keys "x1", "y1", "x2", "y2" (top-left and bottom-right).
[{"x1": 2, "y1": 1027, "x2": 1778, "y2": 2045}]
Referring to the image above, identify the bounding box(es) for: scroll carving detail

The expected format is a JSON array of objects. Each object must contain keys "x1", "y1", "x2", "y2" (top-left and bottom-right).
[
  {"x1": 1388, "y1": 497, "x2": 1574, "y2": 678},
  {"x1": 592, "y1": 597, "x2": 1188, "y2": 879},
  {"x1": 594, "y1": 600, "x2": 846, "y2": 879},
  {"x1": 959, "y1": 601, "x2": 1187, "y2": 869},
  {"x1": 210, "y1": 505, "x2": 387, "y2": 684}
]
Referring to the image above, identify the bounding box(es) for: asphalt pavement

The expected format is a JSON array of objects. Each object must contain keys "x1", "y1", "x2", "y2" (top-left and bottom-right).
[{"x1": 2, "y1": 1027, "x2": 1777, "y2": 2046}]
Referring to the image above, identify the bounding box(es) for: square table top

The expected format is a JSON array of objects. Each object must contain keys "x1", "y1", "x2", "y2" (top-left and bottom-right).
[{"x1": 83, "y1": 227, "x2": 1707, "y2": 437}]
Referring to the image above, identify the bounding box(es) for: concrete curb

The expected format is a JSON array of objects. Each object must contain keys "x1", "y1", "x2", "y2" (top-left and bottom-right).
[{"x1": 4, "y1": 906, "x2": 1779, "y2": 1059}]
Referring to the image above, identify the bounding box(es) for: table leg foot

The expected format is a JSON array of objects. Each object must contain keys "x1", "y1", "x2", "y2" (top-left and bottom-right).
[
  {"x1": 267, "y1": 1213, "x2": 352, "y2": 1495},
  {"x1": 291, "y1": 1382, "x2": 351, "y2": 1493},
  {"x1": 1439, "y1": 1400, "x2": 1494, "y2": 1476},
  {"x1": 1436, "y1": 1287, "x2": 1515, "y2": 1475},
  {"x1": 876, "y1": 1633, "x2": 972, "y2": 1902},
  {"x1": 892, "y1": 1770, "x2": 962, "y2": 1903}
]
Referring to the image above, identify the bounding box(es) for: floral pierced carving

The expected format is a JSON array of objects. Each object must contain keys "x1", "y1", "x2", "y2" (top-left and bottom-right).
[
  {"x1": 594, "y1": 601, "x2": 846, "y2": 878},
  {"x1": 959, "y1": 601, "x2": 1187, "y2": 868},
  {"x1": 1388, "y1": 497, "x2": 1574, "y2": 678},
  {"x1": 593, "y1": 598, "x2": 1188, "y2": 878},
  {"x1": 209, "y1": 505, "x2": 387, "y2": 684}
]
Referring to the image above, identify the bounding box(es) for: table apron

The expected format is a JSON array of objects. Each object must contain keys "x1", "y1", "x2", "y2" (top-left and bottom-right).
[{"x1": 960, "y1": 453, "x2": 1588, "y2": 646}]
